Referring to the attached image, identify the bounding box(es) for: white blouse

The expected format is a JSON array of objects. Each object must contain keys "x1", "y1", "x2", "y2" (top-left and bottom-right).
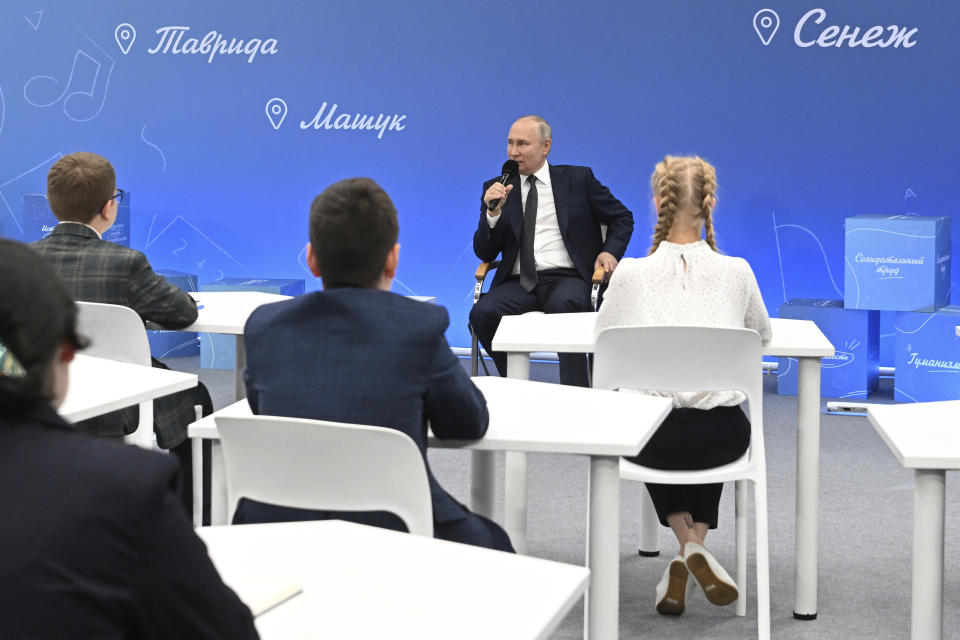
[{"x1": 595, "y1": 240, "x2": 772, "y2": 409}]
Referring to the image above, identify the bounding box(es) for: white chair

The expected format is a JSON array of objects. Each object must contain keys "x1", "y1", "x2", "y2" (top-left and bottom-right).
[
  {"x1": 593, "y1": 326, "x2": 769, "y2": 639},
  {"x1": 215, "y1": 415, "x2": 434, "y2": 537},
  {"x1": 75, "y1": 301, "x2": 155, "y2": 448}
]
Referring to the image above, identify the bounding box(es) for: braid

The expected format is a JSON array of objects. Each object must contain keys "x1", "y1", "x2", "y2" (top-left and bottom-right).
[
  {"x1": 649, "y1": 156, "x2": 679, "y2": 255},
  {"x1": 698, "y1": 158, "x2": 718, "y2": 251}
]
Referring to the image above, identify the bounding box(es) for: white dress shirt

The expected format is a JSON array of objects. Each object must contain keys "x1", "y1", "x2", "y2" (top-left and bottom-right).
[
  {"x1": 486, "y1": 161, "x2": 575, "y2": 273},
  {"x1": 595, "y1": 239, "x2": 772, "y2": 409}
]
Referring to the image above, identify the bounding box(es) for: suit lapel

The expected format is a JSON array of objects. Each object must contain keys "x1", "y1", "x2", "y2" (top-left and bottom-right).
[{"x1": 550, "y1": 165, "x2": 570, "y2": 237}]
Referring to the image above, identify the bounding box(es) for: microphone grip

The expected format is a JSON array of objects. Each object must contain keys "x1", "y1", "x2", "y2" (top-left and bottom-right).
[{"x1": 486, "y1": 198, "x2": 501, "y2": 212}]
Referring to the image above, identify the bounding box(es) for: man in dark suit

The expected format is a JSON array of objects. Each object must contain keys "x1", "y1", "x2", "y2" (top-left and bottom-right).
[
  {"x1": 238, "y1": 177, "x2": 513, "y2": 552},
  {"x1": 33, "y1": 151, "x2": 212, "y2": 514},
  {"x1": 471, "y1": 115, "x2": 634, "y2": 386}
]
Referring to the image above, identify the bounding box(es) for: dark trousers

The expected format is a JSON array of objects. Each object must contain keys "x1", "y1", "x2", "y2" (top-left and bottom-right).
[
  {"x1": 469, "y1": 270, "x2": 591, "y2": 387},
  {"x1": 232, "y1": 499, "x2": 515, "y2": 553},
  {"x1": 627, "y1": 405, "x2": 751, "y2": 529}
]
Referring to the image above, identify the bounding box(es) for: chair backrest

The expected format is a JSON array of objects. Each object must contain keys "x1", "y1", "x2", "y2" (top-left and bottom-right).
[
  {"x1": 216, "y1": 415, "x2": 434, "y2": 537},
  {"x1": 76, "y1": 301, "x2": 152, "y2": 366},
  {"x1": 594, "y1": 326, "x2": 763, "y2": 435},
  {"x1": 75, "y1": 301, "x2": 154, "y2": 447}
]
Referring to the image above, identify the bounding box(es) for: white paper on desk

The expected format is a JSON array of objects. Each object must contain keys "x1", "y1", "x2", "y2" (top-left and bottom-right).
[{"x1": 223, "y1": 571, "x2": 303, "y2": 617}]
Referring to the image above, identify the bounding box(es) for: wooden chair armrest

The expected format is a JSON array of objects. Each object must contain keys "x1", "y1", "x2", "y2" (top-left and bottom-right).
[
  {"x1": 475, "y1": 261, "x2": 500, "y2": 281},
  {"x1": 592, "y1": 265, "x2": 609, "y2": 286}
]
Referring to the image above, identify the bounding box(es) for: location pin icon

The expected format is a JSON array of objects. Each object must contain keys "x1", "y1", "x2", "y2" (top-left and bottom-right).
[
  {"x1": 115, "y1": 23, "x2": 136, "y2": 55},
  {"x1": 753, "y1": 9, "x2": 779, "y2": 45},
  {"x1": 265, "y1": 98, "x2": 288, "y2": 130}
]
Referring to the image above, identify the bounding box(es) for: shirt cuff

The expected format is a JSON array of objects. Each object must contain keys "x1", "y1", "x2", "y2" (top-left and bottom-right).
[{"x1": 486, "y1": 213, "x2": 500, "y2": 228}]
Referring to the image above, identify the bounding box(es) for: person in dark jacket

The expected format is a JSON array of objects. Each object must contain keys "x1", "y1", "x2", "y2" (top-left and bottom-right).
[
  {"x1": 238, "y1": 177, "x2": 513, "y2": 553},
  {"x1": 0, "y1": 238, "x2": 257, "y2": 639}
]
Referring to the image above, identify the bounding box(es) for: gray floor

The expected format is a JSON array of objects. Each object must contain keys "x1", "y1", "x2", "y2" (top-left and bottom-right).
[{"x1": 167, "y1": 355, "x2": 959, "y2": 639}]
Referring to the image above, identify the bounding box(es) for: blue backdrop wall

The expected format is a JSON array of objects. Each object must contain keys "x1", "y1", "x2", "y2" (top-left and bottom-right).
[{"x1": 1, "y1": 1, "x2": 955, "y2": 356}]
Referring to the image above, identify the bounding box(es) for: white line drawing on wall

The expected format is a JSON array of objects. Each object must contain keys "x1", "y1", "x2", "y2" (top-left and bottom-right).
[
  {"x1": 753, "y1": 9, "x2": 780, "y2": 45},
  {"x1": 904, "y1": 188, "x2": 917, "y2": 199},
  {"x1": 139, "y1": 125, "x2": 167, "y2": 173},
  {"x1": 265, "y1": 98, "x2": 287, "y2": 130},
  {"x1": 0, "y1": 152, "x2": 63, "y2": 235},
  {"x1": 771, "y1": 212, "x2": 844, "y2": 301},
  {"x1": 23, "y1": 30, "x2": 115, "y2": 122},
  {"x1": 24, "y1": 10, "x2": 42, "y2": 31},
  {"x1": 114, "y1": 23, "x2": 136, "y2": 55},
  {"x1": 145, "y1": 214, "x2": 244, "y2": 268},
  {"x1": 296, "y1": 244, "x2": 312, "y2": 277},
  {"x1": 392, "y1": 278, "x2": 418, "y2": 296},
  {"x1": 771, "y1": 211, "x2": 788, "y2": 302}
]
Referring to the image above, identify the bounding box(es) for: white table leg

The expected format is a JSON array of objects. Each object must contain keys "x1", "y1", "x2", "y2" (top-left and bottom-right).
[
  {"x1": 586, "y1": 455, "x2": 619, "y2": 640},
  {"x1": 234, "y1": 335, "x2": 246, "y2": 401},
  {"x1": 470, "y1": 451, "x2": 496, "y2": 519},
  {"x1": 504, "y1": 352, "x2": 531, "y2": 554},
  {"x1": 210, "y1": 440, "x2": 228, "y2": 525},
  {"x1": 912, "y1": 469, "x2": 945, "y2": 640},
  {"x1": 794, "y1": 357, "x2": 821, "y2": 619},
  {"x1": 192, "y1": 436, "x2": 203, "y2": 526}
]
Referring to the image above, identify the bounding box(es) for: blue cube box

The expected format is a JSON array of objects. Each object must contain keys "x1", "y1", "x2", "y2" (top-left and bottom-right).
[
  {"x1": 844, "y1": 215, "x2": 951, "y2": 312},
  {"x1": 894, "y1": 306, "x2": 960, "y2": 403},
  {"x1": 777, "y1": 299, "x2": 879, "y2": 399},
  {"x1": 21, "y1": 193, "x2": 130, "y2": 246},
  {"x1": 147, "y1": 270, "x2": 199, "y2": 358},
  {"x1": 200, "y1": 278, "x2": 304, "y2": 369}
]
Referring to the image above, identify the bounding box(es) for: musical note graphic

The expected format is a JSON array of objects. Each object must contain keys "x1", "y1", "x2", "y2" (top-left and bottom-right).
[{"x1": 23, "y1": 30, "x2": 116, "y2": 122}]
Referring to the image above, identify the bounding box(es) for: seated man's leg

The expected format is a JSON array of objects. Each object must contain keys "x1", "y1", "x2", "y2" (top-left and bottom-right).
[
  {"x1": 538, "y1": 273, "x2": 591, "y2": 387},
  {"x1": 469, "y1": 279, "x2": 538, "y2": 377},
  {"x1": 434, "y1": 513, "x2": 515, "y2": 552}
]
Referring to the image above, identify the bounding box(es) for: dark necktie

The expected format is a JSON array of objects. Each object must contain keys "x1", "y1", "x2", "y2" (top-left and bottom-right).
[{"x1": 519, "y1": 175, "x2": 538, "y2": 292}]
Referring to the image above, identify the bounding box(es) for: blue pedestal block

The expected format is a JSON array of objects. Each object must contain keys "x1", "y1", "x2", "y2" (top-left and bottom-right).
[
  {"x1": 844, "y1": 215, "x2": 951, "y2": 312},
  {"x1": 147, "y1": 270, "x2": 199, "y2": 358},
  {"x1": 200, "y1": 278, "x2": 304, "y2": 369},
  {"x1": 21, "y1": 194, "x2": 130, "y2": 246},
  {"x1": 777, "y1": 299, "x2": 879, "y2": 399},
  {"x1": 894, "y1": 306, "x2": 960, "y2": 403}
]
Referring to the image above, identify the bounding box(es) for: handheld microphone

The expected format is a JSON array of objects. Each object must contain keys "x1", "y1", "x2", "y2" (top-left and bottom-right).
[{"x1": 486, "y1": 160, "x2": 519, "y2": 211}]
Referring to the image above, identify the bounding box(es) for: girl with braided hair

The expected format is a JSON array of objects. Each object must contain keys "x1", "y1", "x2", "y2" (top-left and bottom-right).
[{"x1": 595, "y1": 156, "x2": 771, "y2": 616}]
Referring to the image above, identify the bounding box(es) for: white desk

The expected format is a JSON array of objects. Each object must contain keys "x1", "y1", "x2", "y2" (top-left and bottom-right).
[
  {"x1": 181, "y1": 291, "x2": 291, "y2": 401},
  {"x1": 189, "y1": 376, "x2": 673, "y2": 640},
  {"x1": 197, "y1": 519, "x2": 589, "y2": 640},
  {"x1": 868, "y1": 401, "x2": 960, "y2": 640},
  {"x1": 157, "y1": 292, "x2": 434, "y2": 401},
  {"x1": 489, "y1": 312, "x2": 833, "y2": 620},
  {"x1": 60, "y1": 354, "x2": 198, "y2": 422}
]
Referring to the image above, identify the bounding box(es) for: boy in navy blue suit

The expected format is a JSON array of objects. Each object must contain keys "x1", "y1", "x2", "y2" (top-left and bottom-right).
[{"x1": 239, "y1": 178, "x2": 513, "y2": 552}]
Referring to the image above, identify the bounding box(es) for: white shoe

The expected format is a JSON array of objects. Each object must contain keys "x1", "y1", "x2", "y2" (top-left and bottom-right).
[
  {"x1": 655, "y1": 555, "x2": 696, "y2": 615},
  {"x1": 683, "y1": 542, "x2": 738, "y2": 606}
]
